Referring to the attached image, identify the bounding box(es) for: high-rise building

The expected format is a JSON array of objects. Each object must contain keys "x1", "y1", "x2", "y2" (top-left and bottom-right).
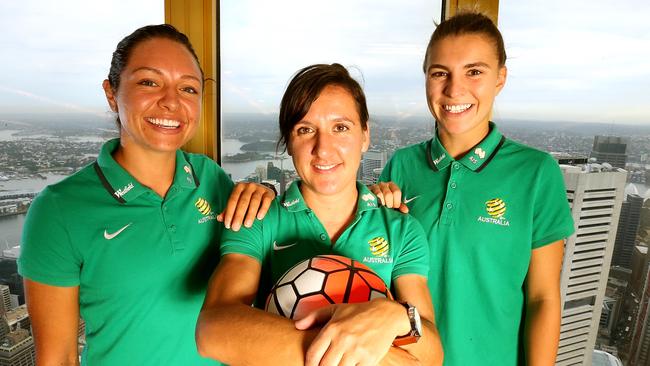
[
  {"x1": 592, "y1": 349, "x2": 624, "y2": 366},
  {"x1": 0, "y1": 328, "x2": 35, "y2": 366},
  {"x1": 631, "y1": 266, "x2": 650, "y2": 365},
  {"x1": 632, "y1": 246, "x2": 650, "y2": 297},
  {"x1": 361, "y1": 150, "x2": 386, "y2": 185},
  {"x1": 0, "y1": 286, "x2": 10, "y2": 315},
  {"x1": 590, "y1": 136, "x2": 628, "y2": 169},
  {"x1": 5, "y1": 305, "x2": 29, "y2": 333},
  {"x1": 556, "y1": 165, "x2": 627, "y2": 366},
  {"x1": 612, "y1": 194, "x2": 644, "y2": 269}
]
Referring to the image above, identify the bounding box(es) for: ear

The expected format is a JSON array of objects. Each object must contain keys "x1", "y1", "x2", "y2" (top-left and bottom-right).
[
  {"x1": 495, "y1": 66, "x2": 507, "y2": 95},
  {"x1": 361, "y1": 122, "x2": 370, "y2": 153},
  {"x1": 102, "y1": 80, "x2": 118, "y2": 112}
]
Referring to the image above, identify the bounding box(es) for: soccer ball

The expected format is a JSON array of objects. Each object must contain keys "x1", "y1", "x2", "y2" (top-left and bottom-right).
[{"x1": 265, "y1": 254, "x2": 392, "y2": 319}]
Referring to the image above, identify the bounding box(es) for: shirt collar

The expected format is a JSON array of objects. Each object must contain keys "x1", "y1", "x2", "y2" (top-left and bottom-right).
[
  {"x1": 280, "y1": 181, "x2": 379, "y2": 213},
  {"x1": 427, "y1": 122, "x2": 505, "y2": 172},
  {"x1": 279, "y1": 180, "x2": 309, "y2": 212},
  {"x1": 95, "y1": 138, "x2": 198, "y2": 203}
]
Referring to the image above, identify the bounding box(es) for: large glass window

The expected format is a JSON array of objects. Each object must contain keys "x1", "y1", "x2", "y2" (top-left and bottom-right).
[
  {"x1": 220, "y1": 1, "x2": 442, "y2": 192},
  {"x1": 0, "y1": 1, "x2": 163, "y2": 306}
]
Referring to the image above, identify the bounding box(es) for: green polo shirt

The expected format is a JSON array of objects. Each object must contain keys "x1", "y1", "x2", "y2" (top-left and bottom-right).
[
  {"x1": 380, "y1": 123, "x2": 575, "y2": 366},
  {"x1": 19, "y1": 138, "x2": 232, "y2": 365},
  {"x1": 220, "y1": 181, "x2": 430, "y2": 307}
]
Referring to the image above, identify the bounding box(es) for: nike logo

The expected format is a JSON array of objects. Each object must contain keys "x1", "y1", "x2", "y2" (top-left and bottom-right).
[
  {"x1": 104, "y1": 223, "x2": 132, "y2": 240},
  {"x1": 404, "y1": 195, "x2": 420, "y2": 204},
  {"x1": 273, "y1": 241, "x2": 298, "y2": 251}
]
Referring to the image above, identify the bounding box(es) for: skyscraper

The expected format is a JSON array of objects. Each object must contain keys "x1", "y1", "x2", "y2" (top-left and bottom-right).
[
  {"x1": 0, "y1": 328, "x2": 35, "y2": 366},
  {"x1": 361, "y1": 150, "x2": 387, "y2": 185},
  {"x1": 556, "y1": 165, "x2": 627, "y2": 366},
  {"x1": 612, "y1": 194, "x2": 645, "y2": 269},
  {"x1": 631, "y1": 267, "x2": 650, "y2": 365},
  {"x1": 0, "y1": 285, "x2": 10, "y2": 315},
  {"x1": 590, "y1": 136, "x2": 628, "y2": 169}
]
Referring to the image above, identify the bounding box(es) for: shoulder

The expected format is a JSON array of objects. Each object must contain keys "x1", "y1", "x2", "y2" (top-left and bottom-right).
[
  {"x1": 390, "y1": 140, "x2": 428, "y2": 161},
  {"x1": 32, "y1": 163, "x2": 99, "y2": 207},
  {"x1": 497, "y1": 137, "x2": 558, "y2": 171},
  {"x1": 500, "y1": 138, "x2": 553, "y2": 161},
  {"x1": 367, "y1": 206, "x2": 427, "y2": 238},
  {"x1": 183, "y1": 151, "x2": 233, "y2": 187}
]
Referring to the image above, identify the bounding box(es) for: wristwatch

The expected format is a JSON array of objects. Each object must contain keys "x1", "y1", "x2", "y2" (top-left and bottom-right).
[{"x1": 392, "y1": 301, "x2": 422, "y2": 346}]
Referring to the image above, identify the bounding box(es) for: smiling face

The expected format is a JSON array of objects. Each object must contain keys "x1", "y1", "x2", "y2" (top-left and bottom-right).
[
  {"x1": 103, "y1": 37, "x2": 202, "y2": 155},
  {"x1": 425, "y1": 33, "x2": 507, "y2": 146},
  {"x1": 288, "y1": 85, "x2": 369, "y2": 201}
]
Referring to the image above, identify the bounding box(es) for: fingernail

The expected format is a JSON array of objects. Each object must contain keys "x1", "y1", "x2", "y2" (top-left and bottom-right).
[{"x1": 245, "y1": 220, "x2": 252, "y2": 227}]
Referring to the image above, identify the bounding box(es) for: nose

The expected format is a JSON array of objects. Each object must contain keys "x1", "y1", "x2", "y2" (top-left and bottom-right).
[
  {"x1": 444, "y1": 73, "x2": 465, "y2": 98},
  {"x1": 158, "y1": 86, "x2": 179, "y2": 111},
  {"x1": 313, "y1": 131, "x2": 333, "y2": 158}
]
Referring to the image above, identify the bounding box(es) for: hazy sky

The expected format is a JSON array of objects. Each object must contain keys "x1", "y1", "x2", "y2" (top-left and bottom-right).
[{"x1": 0, "y1": 1, "x2": 648, "y2": 125}]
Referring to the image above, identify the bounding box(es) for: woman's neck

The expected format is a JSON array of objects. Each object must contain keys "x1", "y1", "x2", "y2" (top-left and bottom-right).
[
  {"x1": 112, "y1": 142, "x2": 176, "y2": 198},
  {"x1": 301, "y1": 183, "x2": 359, "y2": 244},
  {"x1": 438, "y1": 122, "x2": 490, "y2": 160}
]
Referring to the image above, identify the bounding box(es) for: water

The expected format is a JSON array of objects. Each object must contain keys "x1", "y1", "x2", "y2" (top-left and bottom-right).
[
  {"x1": 221, "y1": 138, "x2": 294, "y2": 181},
  {"x1": 0, "y1": 130, "x2": 21, "y2": 141},
  {"x1": 0, "y1": 174, "x2": 69, "y2": 192},
  {"x1": 0, "y1": 214, "x2": 24, "y2": 249},
  {"x1": 0, "y1": 174, "x2": 69, "y2": 249}
]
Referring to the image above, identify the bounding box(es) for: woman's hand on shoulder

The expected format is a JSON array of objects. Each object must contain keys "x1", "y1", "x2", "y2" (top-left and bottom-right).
[
  {"x1": 369, "y1": 182, "x2": 409, "y2": 214},
  {"x1": 218, "y1": 182, "x2": 275, "y2": 231}
]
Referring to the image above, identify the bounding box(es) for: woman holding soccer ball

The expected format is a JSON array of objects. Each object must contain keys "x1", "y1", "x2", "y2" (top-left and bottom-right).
[{"x1": 197, "y1": 64, "x2": 443, "y2": 365}]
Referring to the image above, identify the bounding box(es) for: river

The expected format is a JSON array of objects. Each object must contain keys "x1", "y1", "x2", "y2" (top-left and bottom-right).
[{"x1": 220, "y1": 138, "x2": 295, "y2": 181}]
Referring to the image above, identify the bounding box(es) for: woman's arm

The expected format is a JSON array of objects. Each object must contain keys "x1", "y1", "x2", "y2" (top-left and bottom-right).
[
  {"x1": 217, "y1": 182, "x2": 275, "y2": 231},
  {"x1": 392, "y1": 274, "x2": 443, "y2": 366},
  {"x1": 196, "y1": 253, "x2": 318, "y2": 365},
  {"x1": 25, "y1": 279, "x2": 80, "y2": 366},
  {"x1": 295, "y1": 274, "x2": 442, "y2": 366},
  {"x1": 524, "y1": 240, "x2": 564, "y2": 366}
]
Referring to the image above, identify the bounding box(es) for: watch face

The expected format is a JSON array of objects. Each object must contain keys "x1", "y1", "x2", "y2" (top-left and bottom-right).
[{"x1": 412, "y1": 307, "x2": 422, "y2": 336}]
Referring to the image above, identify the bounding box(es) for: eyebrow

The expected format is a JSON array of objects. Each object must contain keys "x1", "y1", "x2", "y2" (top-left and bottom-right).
[
  {"x1": 427, "y1": 62, "x2": 492, "y2": 72},
  {"x1": 131, "y1": 66, "x2": 202, "y2": 83}
]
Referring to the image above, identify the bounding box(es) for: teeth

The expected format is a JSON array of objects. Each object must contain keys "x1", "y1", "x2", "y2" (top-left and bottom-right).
[
  {"x1": 443, "y1": 104, "x2": 472, "y2": 113},
  {"x1": 147, "y1": 117, "x2": 181, "y2": 128},
  {"x1": 315, "y1": 164, "x2": 337, "y2": 170}
]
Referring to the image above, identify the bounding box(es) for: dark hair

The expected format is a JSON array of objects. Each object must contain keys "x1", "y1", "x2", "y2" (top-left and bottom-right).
[
  {"x1": 107, "y1": 24, "x2": 203, "y2": 92},
  {"x1": 423, "y1": 12, "x2": 506, "y2": 72},
  {"x1": 278, "y1": 63, "x2": 369, "y2": 151}
]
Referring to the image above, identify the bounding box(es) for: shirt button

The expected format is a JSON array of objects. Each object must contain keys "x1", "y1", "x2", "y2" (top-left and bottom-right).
[
  {"x1": 446, "y1": 203, "x2": 453, "y2": 210},
  {"x1": 320, "y1": 233, "x2": 327, "y2": 241},
  {"x1": 453, "y1": 163, "x2": 460, "y2": 170},
  {"x1": 450, "y1": 182, "x2": 457, "y2": 189},
  {"x1": 169, "y1": 225, "x2": 176, "y2": 232}
]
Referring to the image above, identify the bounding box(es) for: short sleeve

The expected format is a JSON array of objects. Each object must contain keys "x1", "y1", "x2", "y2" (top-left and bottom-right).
[
  {"x1": 219, "y1": 203, "x2": 276, "y2": 262},
  {"x1": 18, "y1": 188, "x2": 82, "y2": 287},
  {"x1": 391, "y1": 216, "x2": 430, "y2": 280},
  {"x1": 531, "y1": 155, "x2": 575, "y2": 248}
]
